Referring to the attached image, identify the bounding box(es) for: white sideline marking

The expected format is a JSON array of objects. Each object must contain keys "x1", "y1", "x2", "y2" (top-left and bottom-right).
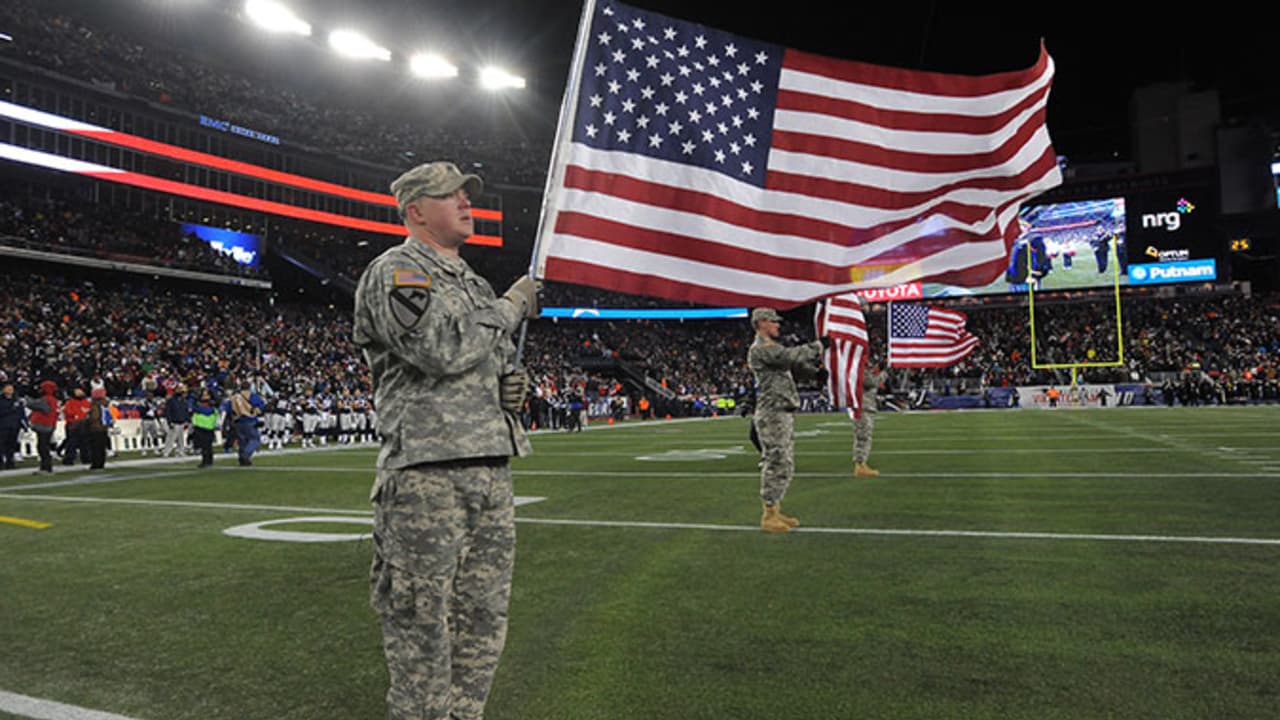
[
  {"x1": 1, "y1": 470, "x2": 196, "y2": 492},
  {"x1": 2, "y1": 492, "x2": 1272, "y2": 547},
  {"x1": 517, "y1": 517, "x2": 1280, "y2": 546},
  {"x1": 532, "y1": 447, "x2": 1261, "y2": 456},
  {"x1": 512, "y1": 470, "x2": 1280, "y2": 479},
  {"x1": 0, "y1": 494, "x2": 545, "y2": 515},
  {"x1": 0, "y1": 689, "x2": 143, "y2": 720}
]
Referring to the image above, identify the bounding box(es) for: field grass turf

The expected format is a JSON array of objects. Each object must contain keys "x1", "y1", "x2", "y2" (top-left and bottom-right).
[{"x1": 2, "y1": 406, "x2": 1279, "y2": 719}]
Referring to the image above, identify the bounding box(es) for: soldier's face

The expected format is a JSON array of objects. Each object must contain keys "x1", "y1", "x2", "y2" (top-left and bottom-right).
[
  {"x1": 409, "y1": 189, "x2": 474, "y2": 249},
  {"x1": 757, "y1": 319, "x2": 780, "y2": 339}
]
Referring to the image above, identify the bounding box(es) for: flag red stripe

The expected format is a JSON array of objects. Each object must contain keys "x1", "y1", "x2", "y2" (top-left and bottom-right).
[
  {"x1": 536, "y1": 3, "x2": 1061, "y2": 307},
  {"x1": 775, "y1": 83, "x2": 1050, "y2": 137},
  {"x1": 764, "y1": 146, "x2": 1060, "y2": 208},
  {"x1": 888, "y1": 304, "x2": 979, "y2": 367},
  {"x1": 815, "y1": 294, "x2": 869, "y2": 412},
  {"x1": 782, "y1": 45, "x2": 1051, "y2": 97},
  {"x1": 554, "y1": 210, "x2": 1013, "y2": 285},
  {"x1": 543, "y1": 257, "x2": 789, "y2": 307},
  {"x1": 563, "y1": 164, "x2": 1028, "y2": 244},
  {"x1": 769, "y1": 107, "x2": 1050, "y2": 174}
]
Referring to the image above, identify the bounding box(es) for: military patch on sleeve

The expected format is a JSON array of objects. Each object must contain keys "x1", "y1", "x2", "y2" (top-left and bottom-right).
[
  {"x1": 393, "y1": 269, "x2": 432, "y2": 288},
  {"x1": 389, "y1": 286, "x2": 431, "y2": 328}
]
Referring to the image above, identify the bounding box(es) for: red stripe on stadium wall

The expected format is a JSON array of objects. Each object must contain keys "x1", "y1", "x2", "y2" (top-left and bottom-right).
[
  {"x1": 82, "y1": 169, "x2": 502, "y2": 246},
  {"x1": 0, "y1": 101, "x2": 502, "y2": 236},
  {"x1": 72, "y1": 129, "x2": 502, "y2": 224}
]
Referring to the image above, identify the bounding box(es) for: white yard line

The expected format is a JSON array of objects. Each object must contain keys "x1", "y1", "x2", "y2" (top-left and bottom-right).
[
  {"x1": 6, "y1": 470, "x2": 1277, "y2": 492},
  {"x1": 0, "y1": 493, "x2": 544, "y2": 515},
  {"x1": 529, "y1": 447, "x2": 1246, "y2": 456},
  {"x1": 0, "y1": 689, "x2": 144, "y2": 720},
  {"x1": 514, "y1": 518, "x2": 1280, "y2": 546},
  {"x1": 2, "y1": 492, "x2": 1277, "y2": 547},
  {"x1": 1, "y1": 470, "x2": 197, "y2": 492}
]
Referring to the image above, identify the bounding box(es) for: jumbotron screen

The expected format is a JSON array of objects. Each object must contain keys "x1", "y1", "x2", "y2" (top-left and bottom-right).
[
  {"x1": 180, "y1": 223, "x2": 262, "y2": 268},
  {"x1": 922, "y1": 197, "x2": 1129, "y2": 297}
]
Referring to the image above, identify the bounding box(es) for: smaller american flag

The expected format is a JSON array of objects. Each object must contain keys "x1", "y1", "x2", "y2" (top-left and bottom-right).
[
  {"x1": 888, "y1": 304, "x2": 979, "y2": 368},
  {"x1": 814, "y1": 293, "x2": 869, "y2": 413}
]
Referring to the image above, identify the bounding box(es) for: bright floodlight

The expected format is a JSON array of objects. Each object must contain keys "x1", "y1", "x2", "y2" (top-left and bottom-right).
[
  {"x1": 479, "y1": 66, "x2": 526, "y2": 90},
  {"x1": 329, "y1": 29, "x2": 392, "y2": 61},
  {"x1": 410, "y1": 53, "x2": 459, "y2": 79},
  {"x1": 244, "y1": 0, "x2": 311, "y2": 36}
]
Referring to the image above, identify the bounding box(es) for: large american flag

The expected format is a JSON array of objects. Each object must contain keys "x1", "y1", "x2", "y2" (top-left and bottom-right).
[
  {"x1": 813, "y1": 292, "x2": 869, "y2": 413},
  {"x1": 888, "y1": 303, "x2": 979, "y2": 367},
  {"x1": 533, "y1": 0, "x2": 1062, "y2": 308}
]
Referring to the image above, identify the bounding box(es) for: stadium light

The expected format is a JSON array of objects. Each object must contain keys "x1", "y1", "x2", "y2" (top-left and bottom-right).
[
  {"x1": 410, "y1": 52, "x2": 459, "y2": 79},
  {"x1": 244, "y1": 0, "x2": 311, "y2": 36},
  {"x1": 328, "y1": 29, "x2": 392, "y2": 62},
  {"x1": 479, "y1": 66, "x2": 525, "y2": 90}
]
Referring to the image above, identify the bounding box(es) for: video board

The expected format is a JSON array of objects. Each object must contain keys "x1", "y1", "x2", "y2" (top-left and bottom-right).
[
  {"x1": 863, "y1": 187, "x2": 1224, "y2": 301},
  {"x1": 180, "y1": 223, "x2": 262, "y2": 269},
  {"x1": 920, "y1": 197, "x2": 1129, "y2": 297}
]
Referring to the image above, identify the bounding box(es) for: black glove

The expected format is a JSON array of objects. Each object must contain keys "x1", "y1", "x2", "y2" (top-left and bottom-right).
[
  {"x1": 499, "y1": 369, "x2": 530, "y2": 413},
  {"x1": 819, "y1": 335, "x2": 832, "y2": 350}
]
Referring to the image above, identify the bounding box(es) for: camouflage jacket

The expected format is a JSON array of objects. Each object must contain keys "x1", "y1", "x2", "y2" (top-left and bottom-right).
[
  {"x1": 353, "y1": 237, "x2": 531, "y2": 480},
  {"x1": 747, "y1": 335, "x2": 822, "y2": 413},
  {"x1": 861, "y1": 369, "x2": 883, "y2": 415}
]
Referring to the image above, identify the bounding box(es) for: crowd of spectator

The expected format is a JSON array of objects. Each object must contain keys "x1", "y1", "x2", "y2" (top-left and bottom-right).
[
  {"x1": 869, "y1": 288, "x2": 1280, "y2": 404},
  {"x1": 3, "y1": 262, "x2": 1277, "y2": 431},
  {"x1": 3, "y1": 0, "x2": 1277, "y2": 474},
  {"x1": 0, "y1": 187, "x2": 264, "y2": 278},
  {"x1": 0, "y1": 0, "x2": 553, "y2": 186}
]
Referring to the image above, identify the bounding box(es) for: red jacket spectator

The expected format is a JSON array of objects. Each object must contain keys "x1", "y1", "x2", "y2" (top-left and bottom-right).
[
  {"x1": 63, "y1": 394, "x2": 91, "y2": 425},
  {"x1": 29, "y1": 381, "x2": 60, "y2": 432}
]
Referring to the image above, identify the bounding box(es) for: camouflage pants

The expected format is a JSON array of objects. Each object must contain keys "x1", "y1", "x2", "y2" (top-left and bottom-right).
[
  {"x1": 853, "y1": 413, "x2": 875, "y2": 463},
  {"x1": 371, "y1": 460, "x2": 515, "y2": 720},
  {"x1": 755, "y1": 409, "x2": 794, "y2": 505}
]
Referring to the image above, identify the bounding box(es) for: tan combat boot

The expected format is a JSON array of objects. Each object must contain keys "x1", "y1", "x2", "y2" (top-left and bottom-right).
[
  {"x1": 854, "y1": 462, "x2": 880, "y2": 478},
  {"x1": 760, "y1": 503, "x2": 791, "y2": 533},
  {"x1": 776, "y1": 503, "x2": 800, "y2": 528}
]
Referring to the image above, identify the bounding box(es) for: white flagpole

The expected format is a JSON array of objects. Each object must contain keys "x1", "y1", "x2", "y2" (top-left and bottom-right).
[{"x1": 517, "y1": 0, "x2": 598, "y2": 362}]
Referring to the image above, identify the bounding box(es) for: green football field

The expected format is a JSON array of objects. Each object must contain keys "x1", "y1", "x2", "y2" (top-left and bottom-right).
[{"x1": 2, "y1": 406, "x2": 1279, "y2": 720}]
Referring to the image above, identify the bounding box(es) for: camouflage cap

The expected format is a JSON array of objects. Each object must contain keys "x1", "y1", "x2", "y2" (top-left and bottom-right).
[
  {"x1": 390, "y1": 161, "x2": 483, "y2": 215},
  {"x1": 751, "y1": 307, "x2": 783, "y2": 325}
]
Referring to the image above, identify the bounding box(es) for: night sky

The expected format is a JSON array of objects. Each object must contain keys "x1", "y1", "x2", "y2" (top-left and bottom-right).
[{"x1": 55, "y1": 1, "x2": 1280, "y2": 163}]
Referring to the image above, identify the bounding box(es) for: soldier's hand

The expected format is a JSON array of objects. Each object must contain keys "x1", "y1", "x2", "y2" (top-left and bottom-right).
[
  {"x1": 499, "y1": 369, "x2": 530, "y2": 413},
  {"x1": 502, "y1": 276, "x2": 541, "y2": 319}
]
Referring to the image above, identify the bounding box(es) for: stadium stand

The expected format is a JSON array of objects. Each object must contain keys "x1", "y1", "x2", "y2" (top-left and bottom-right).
[
  {"x1": 0, "y1": 0, "x2": 1277, "y2": 472},
  {"x1": 0, "y1": 0, "x2": 552, "y2": 186}
]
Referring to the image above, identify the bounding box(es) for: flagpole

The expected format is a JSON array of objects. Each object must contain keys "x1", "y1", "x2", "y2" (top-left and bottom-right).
[
  {"x1": 885, "y1": 301, "x2": 892, "y2": 369},
  {"x1": 515, "y1": 0, "x2": 598, "y2": 364}
]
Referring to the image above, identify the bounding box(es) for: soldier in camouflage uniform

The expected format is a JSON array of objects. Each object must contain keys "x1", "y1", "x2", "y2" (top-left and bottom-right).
[
  {"x1": 853, "y1": 362, "x2": 883, "y2": 477},
  {"x1": 747, "y1": 307, "x2": 827, "y2": 533},
  {"x1": 353, "y1": 161, "x2": 539, "y2": 720}
]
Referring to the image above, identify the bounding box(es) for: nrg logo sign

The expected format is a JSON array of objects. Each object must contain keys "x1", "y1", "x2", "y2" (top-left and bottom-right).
[{"x1": 1140, "y1": 198, "x2": 1195, "y2": 232}]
